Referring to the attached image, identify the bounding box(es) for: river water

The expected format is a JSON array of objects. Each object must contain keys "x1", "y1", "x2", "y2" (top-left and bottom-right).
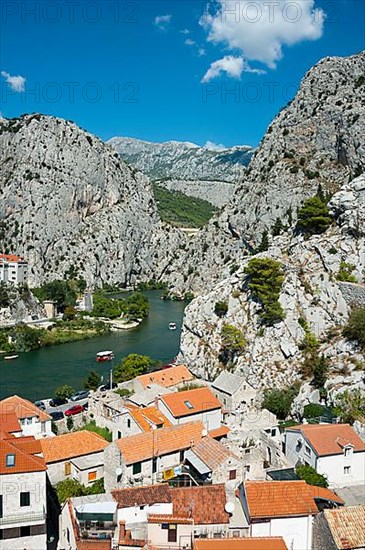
[{"x1": 0, "y1": 291, "x2": 187, "y2": 401}]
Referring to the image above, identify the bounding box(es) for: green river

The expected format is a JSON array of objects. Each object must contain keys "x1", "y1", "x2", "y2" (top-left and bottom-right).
[{"x1": 0, "y1": 291, "x2": 187, "y2": 402}]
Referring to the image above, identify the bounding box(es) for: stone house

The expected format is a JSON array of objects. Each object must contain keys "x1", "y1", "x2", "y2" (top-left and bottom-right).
[
  {"x1": 313, "y1": 505, "x2": 365, "y2": 550},
  {"x1": 157, "y1": 387, "x2": 223, "y2": 432},
  {"x1": 184, "y1": 435, "x2": 242, "y2": 488},
  {"x1": 211, "y1": 371, "x2": 257, "y2": 413},
  {"x1": 103, "y1": 421, "x2": 205, "y2": 491},
  {"x1": 0, "y1": 436, "x2": 48, "y2": 549},
  {"x1": 239, "y1": 480, "x2": 344, "y2": 550},
  {"x1": 40, "y1": 430, "x2": 108, "y2": 485},
  {"x1": 284, "y1": 423, "x2": 365, "y2": 486},
  {"x1": 0, "y1": 395, "x2": 52, "y2": 439},
  {"x1": 127, "y1": 384, "x2": 172, "y2": 408}
]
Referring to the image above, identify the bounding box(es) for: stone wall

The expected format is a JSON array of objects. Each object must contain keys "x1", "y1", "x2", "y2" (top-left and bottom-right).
[
  {"x1": 339, "y1": 282, "x2": 365, "y2": 308},
  {"x1": 312, "y1": 513, "x2": 337, "y2": 550}
]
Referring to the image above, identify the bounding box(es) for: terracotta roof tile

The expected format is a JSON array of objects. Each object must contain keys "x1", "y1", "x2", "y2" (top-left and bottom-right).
[
  {"x1": 324, "y1": 505, "x2": 365, "y2": 549},
  {"x1": 0, "y1": 437, "x2": 47, "y2": 474},
  {"x1": 0, "y1": 412, "x2": 22, "y2": 437},
  {"x1": 116, "y1": 421, "x2": 204, "y2": 464},
  {"x1": 191, "y1": 436, "x2": 238, "y2": 470},
  {"x1": 171, "y1": 484, "x2": 229, "y2": 525},
  {"x1": 77, "y1": 541, "x2": 111, "y2": 550},
  {"x1": 160, "y1": 387, "x2": 222, "y2": 418},
  {"x1": 148, "y1": 514, "x2": 193, "y2": 524},
  {"x1": 209, "y1": 426, "x2": 230, "y2": 439},
  {"x1": 9, "y1": 436, "x2": 43, "y2": 456},
  {"x1": 126, "y1": 406, "x2": 171, "y2": 432},
  {"x1": 286, "y1": 423, "x2": 365, "y2": 456},
  {"x1": 244, "y1": 481, "x2": 343, "y2": 519},
  {"x1": 137, "y1": 365, "x2": 194, "y2": 389},
  {"x1": 0, "y1": 394, "x2": 51, "y2": 422},
  {"x1": 194, "y1": 538, "x2": 288, "y2": 550},
  {"x1": 111, "y1": 484, "x2": 172, "y2": 508},
  {"x1": 40, "y1": 431, "x2": 108, "y2": 463},
  {"x1": 0, "y1": 254, "x2": 25, "y2": 263}
]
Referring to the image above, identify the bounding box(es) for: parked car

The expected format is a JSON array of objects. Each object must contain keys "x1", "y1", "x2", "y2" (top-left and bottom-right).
[
  {"x1": 49, "y1": 397, "x2": 68, "y2": 407},
  {"x1": 98, "y1": 381, "x2": 117, "y2": 391},
  {"x1": 34, "y1": 400, "x2": 46, "y2": 411},
  {"x1": 70, "y1": 390, "x2": 90, "y2": 402},
  {"x1": 50, "y1": 411, "x2": 64, "y2": 421},
  {"x1": 64, "y1": 404, "x2": 84, "y2": 416}
]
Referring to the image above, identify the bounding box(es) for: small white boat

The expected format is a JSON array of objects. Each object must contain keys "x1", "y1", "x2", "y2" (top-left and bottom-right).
[
  {"x1": 169, "y1": 323, "x2": 177, "y2": 331},
  {"x1": 96, "y1": 351, "x2": 115, "y2": 363},
  {"x1": 4, "y1": 355, "x2": 19, "y2": 361}
]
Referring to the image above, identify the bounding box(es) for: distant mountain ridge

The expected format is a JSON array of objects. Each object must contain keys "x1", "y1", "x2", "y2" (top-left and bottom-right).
[{"x1": 107, "y1": 136, "x2": 254, "y2": 207}]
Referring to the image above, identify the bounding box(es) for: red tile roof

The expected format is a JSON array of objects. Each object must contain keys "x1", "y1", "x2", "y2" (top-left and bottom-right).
[
  {"x1": 194, "y1": 538, "x2": 288, "y2": 550},
  {"x1": 190, "y1": 436, "x2": 239, "y2": 470},
  {"x1": 209, "y1": 426, "x2": 230, "y2": 439},
  {"x1": 0, "y1": 437, "x2": 46, "y2": 474},
  {"x1": 244, "y1": 481, "x2": 344, "y2": 519},
  {"x1": 111, "y1": 484, "x2": 172, "y2": 508},
  {"x1": 171, "y1": 484, "x2": 229, "y2": 525},
  {"x1": 0, "y1": 254, "x2": 25, "y2": 263},
  {"x1": 160, "y1": 387, "x2": 222, "y2": 418},
  {"x1": 125, "y1": 405, "x2": 171, "y2": 432},
  {"x1": 324, "y1": 505, "x2": 365, "y2": 549},
  {"x1": 0, "y1": 395, "x2": 51, "y2": 422},
  {"x1": 148, "y1": 514, "x2": 193, "y2": 525},
  {"x1": 40, "y1": 431, "x2": 108, "y2": 463},
  {"x1": 286, "y1": 423, "x2": 365, "y2": 457},
  {"x1": 0, "y1": 412, "x2": 22, "y2": 437},
  {"x1": 116, "y1": 421, "x2": 204, "y2": 464},
  {"x1": 137, "y1": 365, "x2": 194, "y2": 389}
]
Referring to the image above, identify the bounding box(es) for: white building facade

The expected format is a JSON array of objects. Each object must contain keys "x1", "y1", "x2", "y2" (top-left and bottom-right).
[{"x1": 0, "y1": 255, "x2": 28, "y2": 285}]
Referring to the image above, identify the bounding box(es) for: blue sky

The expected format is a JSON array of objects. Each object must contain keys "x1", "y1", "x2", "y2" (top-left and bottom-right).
[{"x1": 1, "y1": 0, "x2": 364, "y2": 147}]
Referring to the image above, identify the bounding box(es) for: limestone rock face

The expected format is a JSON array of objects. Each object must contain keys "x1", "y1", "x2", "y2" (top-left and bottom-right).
[
  {"x1": 107, "y1": 136, "x2": 253, "y2": 207},
  {"x1": 165, "y1": 52, "x2": 365, "y2": 295},
  {"x1": 0, "y1": 114, "x2": 184, "y2": 286},
  {"x1": 178, "y1": 176, "x2": 365, "y2": 391},
  {"x1": 0, "y1": 285, "x2": 46, "y2": 324}
]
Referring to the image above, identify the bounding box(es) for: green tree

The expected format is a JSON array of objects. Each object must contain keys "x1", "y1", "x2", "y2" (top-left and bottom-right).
[
  {"x1": 125, "y1": 292, "x2": 150, "y2": 320},
  {"x1": 51, "y1": 420, "x2": 59, "y2": 435},
  {"x1": 221, "y1": 324, "x2": 246, "y2": 354},
  {"x1": 84, "y1": 371, "x2": 102, "y2": 391},
  {"x1": 313, "y1": 355, "x2": 329, "y2": 388},
  {"x1": 67, "y1": 416, "x2": 74, "y2": 431},
  {"x1": 55, "y1": 385, "x2": 74, "y2": 400},
  {"x1": 296, "y1": 465, "x2": 328, "y2": 488},
  {"x1": 256, "y1": 230, "x2": 269, "y2": 253},
  {"x1": 33, "y1": 280, "x2": 77, "y2": 312},
  {"x1": 263, "y1": 387, "x2": 298, "y2": 420},
  {"x1": 0, "y1": 283, "x2": 10, "y2": 307},
  {"x1": 297, "y1": 196, "x2": 332, "y2": 235},
  {"x1": 114, "y1": 354, "x2": 155, "y2": 383},
  {"x1": 334, "y1": 389, "x2": 365, "y2": 424},
  {"x1": 214, "y1": 301, "x2": 228, "y2": 318},
  {"x1": 244, "y1": 258, "x2": 285, "y2": 325},
  {"x1": 343, "y1": 308, "x2": 365, "y2": 349},
  {"x1": 272, "y1": 218, "x2": 284, "y2": 236},
  {"x1": 56, "y1": 478, "x2": 84, "y2": 503},
  {"x1": 303, "y1": 403, "x2": 328, "y2": 419},
  {"x1": 11, "y1": 324, "x2": 43, "y2": 352},
  {"x1": 63, "y1": 305, "x2": 77, "y2": 321}
]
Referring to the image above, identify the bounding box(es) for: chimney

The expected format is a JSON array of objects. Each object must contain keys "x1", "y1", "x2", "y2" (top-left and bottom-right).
[{"x1": 119, "y1": 521, "x2": 126, "y2": 540}]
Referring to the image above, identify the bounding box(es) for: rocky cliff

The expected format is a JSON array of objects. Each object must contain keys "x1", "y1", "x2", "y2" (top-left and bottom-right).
[
  {"x1": 178, "y1": 176, "x2": 365, "y2": 392},
  {"x1": 0, "y1": 114, "x2": 184, "y2": 287},
  {"x1": 164, "y1": 52, "x2": 365, "y2": 295},
  {"x1": 107, "y1": 137, "x2": 253, "y2": 207}
]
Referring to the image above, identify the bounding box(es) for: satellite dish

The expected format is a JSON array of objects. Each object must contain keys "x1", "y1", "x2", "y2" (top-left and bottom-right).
[
  {"x1": 115, "y1": 467, "x2": 122, "y2": 476},
  {"x1": 225, "y1": 502, "x2": 235, "y2": 514},
  {"x1": 202, "y1": 429, "x2": 208, "y2": 437}
]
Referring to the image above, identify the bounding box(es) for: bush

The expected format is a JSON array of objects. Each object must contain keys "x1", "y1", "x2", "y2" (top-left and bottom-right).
[
  {"x1": 214, "y1": 301, "x2": 228, "y2": 318},
  {"x1": 343, "y1": 308, "x2": 365, "y2": 349},
  {"x1": 333, "y1": 389, "x2": 365, "y2": 424},
  {"x1": 303, "y1": 403, "x2": 327, "y2": 419},
  {"x1": 296, "y1": 465, "x2": 328, "y2": 488},
  {"x1": 221, "y1": 324, "x2": 246, "y2": 354},
  {"x1": 114, "y1": 388, "x2": 133, "y2": 398},
  {"x1": 84, "y1": 371, "x2": 102, "y2": 391},
  {"x1": 337, "y1": 262, "x2": 357, "y2": 283},
  {"x1": 313, "y1": 355, "x2": 329, "y2": 389},
  {"x1": 82, "y1": 420, "x2": 112, "y2": 442},
  {"x1": 56, "y1": 477, "x2": 105, "y2": 503},
  {"x1": 32, "y1": 280, "x2": 76, "y2": 312},
  {"x1": 263, "y1": 387, "x2": 298, "y2": 420},
  {"x1": 272, "y1": 218, "x2": 284, "y2": 236},
  {"x1": 55, "y1": 385, "x2": 74, "y2": 400},
  {"x1": 244, "y1": 258, "x2": 285, "y2": 326},
  {"x1": 114, "y1": 354, "x2": 156, "y2": 383},
  {"x1": 297, "y1": 196, "x2": 332, "y2": 235}
]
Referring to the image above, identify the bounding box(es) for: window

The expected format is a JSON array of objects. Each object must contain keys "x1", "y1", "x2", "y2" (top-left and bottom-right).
[
  {"x1": 229, "y1": 470, "x2": 237, "y2": 480},
  {"x1": 127, "y1": 419, "x2": 131, "y2": 429},
  {"x1": 133, "y1": 462, "x2": 142, "y2": 475},
  {"x1": 167, "y1": 524, "x2": 177, "y2": 543},
  {"x1": 41, "y1": 422, "x2": 46, "y2": 434},
  {"x1": 271, "y1": 429, "x2": 276, "y2": 437},
  {"x1": 184, "y1": 400, "x2": 194, "y2": 410},
  {"x1": 20, "y1": 526, "x2": 31, "y2": 537},
  {"x1": 0, "y1": 495, "x2": 3, "y2": 518},
  {"x1": 117, "y1": 431, "x2": 122, "y2": 439},
  {"x1": 245, "y1": 465, "x2": 251, "y2": 472},
  {"x1": 344, "y1": 466, "x2": 351, "y2": 475},
  {"x1": 305, "y1": 445, "x2": 312, "y2": 456},
  {"x1": 20, "y1": 492, "x2": 30, "y2": 507},
  {"x1": 88, "y1": 471, "x2": 97, "y2": 482},
  {"x1": 344, "y1": 447, "x2": 352, "y2": 457},
  {"x1": 6, "y1": 454, "x2": 15, "y2": 467},
  {"x1": 64, "y1": 462, "x2": 71, "y2": 476},
  {"x1": 152, "y1": 457, "x2": 157, "y2": 474}
]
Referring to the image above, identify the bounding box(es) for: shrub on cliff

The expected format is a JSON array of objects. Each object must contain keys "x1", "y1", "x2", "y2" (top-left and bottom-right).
[
  {"x1": 244, "y1": 258, "x2": 285, "y2": 325},
  {"x1": 343, "y1": 308, "x2": 365, "y2": 349},
  {"x1": 214, "y1": 301, "x2": 228, "y2": 317},
  {"x1": 296, "y1": 196, "x2": 332, "y2": 235}
]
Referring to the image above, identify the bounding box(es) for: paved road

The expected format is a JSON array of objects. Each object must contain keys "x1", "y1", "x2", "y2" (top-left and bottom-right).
[{"x1": 39, "y1": 397, "x2": 89, "y2": 415}]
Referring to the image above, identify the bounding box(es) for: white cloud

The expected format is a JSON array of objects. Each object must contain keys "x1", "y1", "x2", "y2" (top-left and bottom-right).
[
  {"x1": 204, "y1": 140, "x2": 226, "y2": 151},
  {"x1": 154, "y1": 14, "x2": 172, "y2": 30},
  {"x1": 185, "y1": 38, "x2": 196, "y2": 46},
  {"x1": 198, "y1": 48, "x2": 206, "y2": 57},
  {"x1": 201, "y1": 55, "x2": 244, "y2": 82},
  {"x1": 180, "y1": 28, "x2": 190, "y2": 34},
  {"x1": 1, "y1": 71, "x2": 26, "y2": 92},
  {"x1": 201, "y1": 0, "x2": 325, "y2": 69}
]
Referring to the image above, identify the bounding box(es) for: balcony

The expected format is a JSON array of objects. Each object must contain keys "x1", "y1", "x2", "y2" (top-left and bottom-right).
[
  {"x1": 79, "y1": 520, "x2": 117, "y2": 540},
  {"x1": 0, "y1": 510, "x2": 46, "y2": 527}
]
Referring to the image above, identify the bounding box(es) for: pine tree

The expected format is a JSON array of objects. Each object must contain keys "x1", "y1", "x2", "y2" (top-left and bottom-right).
[
  {"x1": 272, "y1": 218, "x2": 284, "y2": 236},
  {"x1": 256, "y1": 230, "x2": 269, "y2": 252}
]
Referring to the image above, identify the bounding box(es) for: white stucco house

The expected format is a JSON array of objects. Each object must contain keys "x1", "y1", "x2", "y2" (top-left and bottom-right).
[
  {"x1": 0, "y1": 436, "x2": 47, "y2": 549},
  {"x1": 0, "y1": 395, "x2": 52, "y2": 439},
  {"x1": 40, "y1": 430, "x2": 108, "y2": 485},
  {"x1": 0, "y1": 254, "x2": 28, "y2": 285},
  {"x1": 284, "y1": 423, "x2": 365, "y2": 486},
  {"x1": 239, "y1": 480, "x2": 344, "y2": 550}
]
